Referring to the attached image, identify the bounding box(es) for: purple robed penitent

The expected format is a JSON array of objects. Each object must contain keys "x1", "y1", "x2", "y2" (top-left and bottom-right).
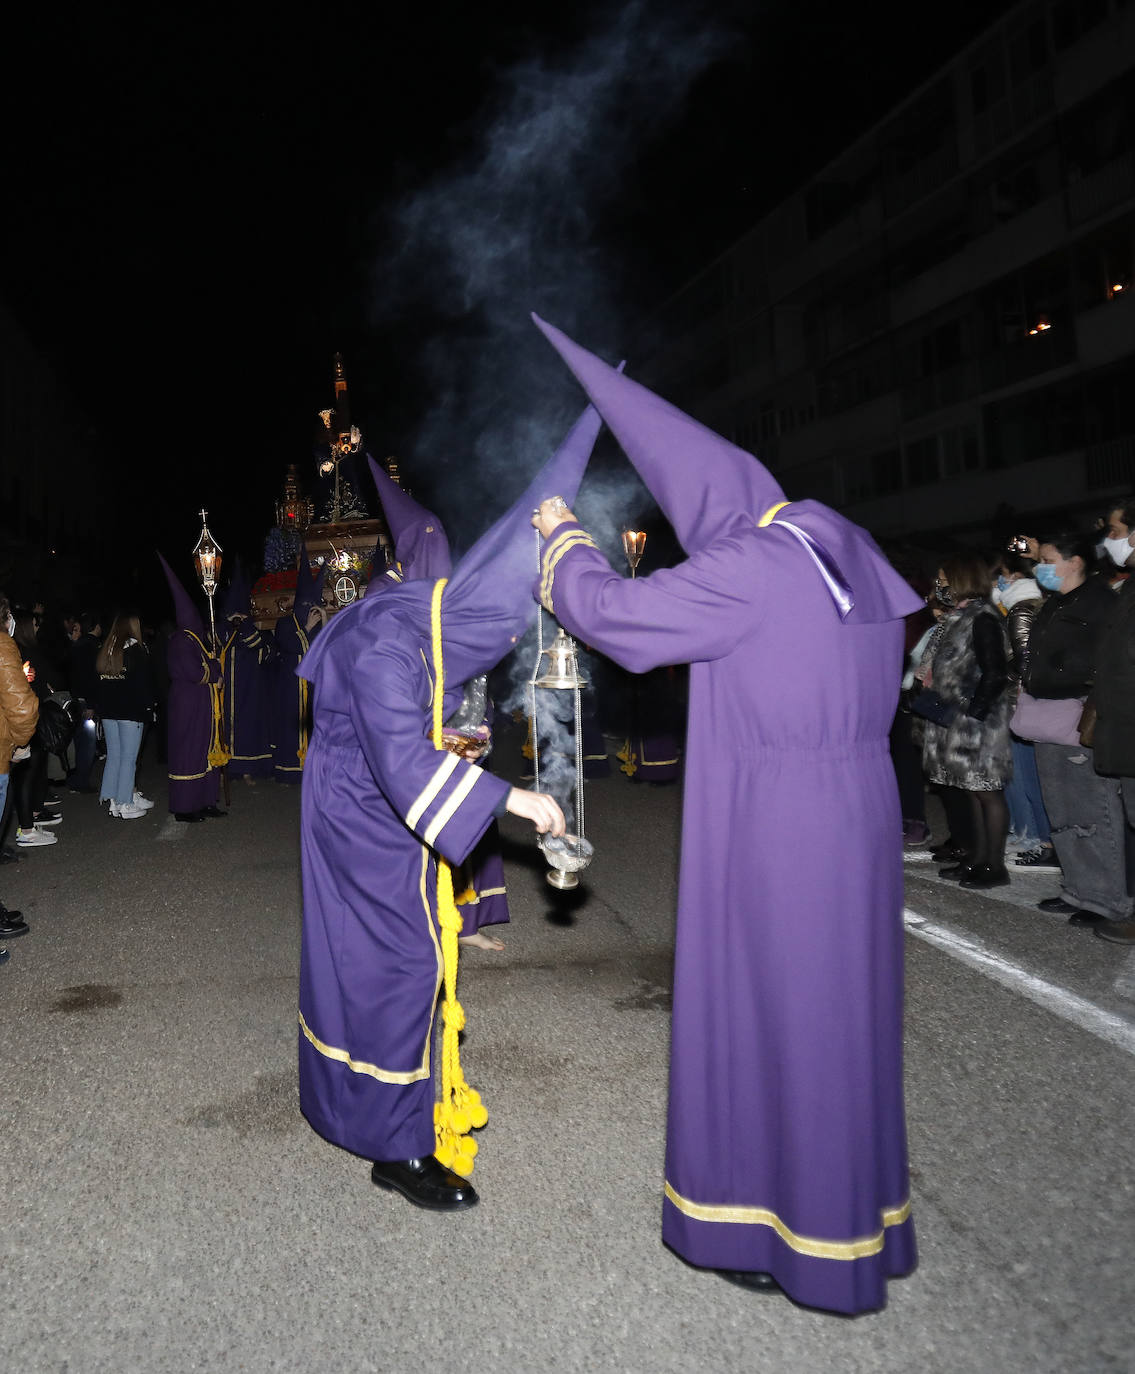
[
  {"x1": 296, "y1": 406, "x2": 602, "y2": 1163},
  {"x1": 271, "y1": 547, "x2": 322, "y2": 783},
  {"x1": 368, "y1": 456, "x2": 510, "y2": 937},
  {"x1": 159, "y1": 553, "x2": 221, "y2": 814},
  {"x1": 220, "y1": 564, "x2": 278, "y2": 779},
  {"x1": 533, "y1": 317, "x2": 922, "y2": 1315}
]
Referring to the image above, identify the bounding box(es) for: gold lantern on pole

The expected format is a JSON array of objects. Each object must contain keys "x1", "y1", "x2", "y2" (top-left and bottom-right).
[{"x1": 192, "y1": 508, "x2": 223, "y2": 651}]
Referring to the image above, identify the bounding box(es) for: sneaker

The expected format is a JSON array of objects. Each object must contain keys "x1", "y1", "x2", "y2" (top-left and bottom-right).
[
  {"x1": 34, "y1": 812, "x2": 63, "y2": 826},
  {"x1": 1015, "y1": 846, "x2": 1061, "y2": 872},
  {"x1": 16, "y1": 826, "x2": 57, "y2": 847},
  {"x1": 114, "y1": 803, "x2": 148, "y2": 820},
  {"x1": 0, "y1": 948, "x2": 9, "y2": 965},
  {"x1": 42, "y1": 796, "x2": 63, "y2": 809},
  {"x1": 132, "y1": 792, "x2": 155, "y2": 810}
]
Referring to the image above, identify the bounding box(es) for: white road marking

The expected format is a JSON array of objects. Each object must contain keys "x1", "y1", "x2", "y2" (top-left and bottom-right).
[
  {"x1": 903, "y1": 908, "x2": 1135, "y2": 1057},
  {"x1": 1113, "y1": 950, "x2": 1135, "y2": 1004}
]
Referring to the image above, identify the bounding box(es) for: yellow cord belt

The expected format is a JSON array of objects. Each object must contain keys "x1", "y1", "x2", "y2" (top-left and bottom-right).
[
  {"x1": 428, "y1": 579, "x2": 488, "y2": 1175},
  {"x1": 297, "y1": 623, "x2": 311, "y2": 766},
  {"x1": 188, "y1": 632, "x2": 231, "y2": 770}
]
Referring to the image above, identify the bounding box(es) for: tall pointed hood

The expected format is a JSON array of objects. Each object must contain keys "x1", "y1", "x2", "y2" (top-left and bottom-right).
[
  {"x1": 157, "y1": 552, "x2": 206, "y2": 638},
  {"x1": 220, "y1": 555, "x2": 252, "y2": 622},
  {"x1": 367, "y1": 456, "x2": 452, "y2": 581},
  {"x1": 532, "y1": 316, "x2": 922, "y2": 626},
  {"x1": 291, "y1": 542, "x2": 323, "y2": 620},
  {"x1": 299, "y1": 403, "x2": 604, "y2": 696},
  {"x1": 532, "y1": 313, "x2": 783, "y2": 556}
]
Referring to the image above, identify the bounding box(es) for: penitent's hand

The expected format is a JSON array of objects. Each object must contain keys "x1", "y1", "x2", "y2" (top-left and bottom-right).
[
  {"x1": 532, "y1": 497, "x2": 577, "y2": 540},
  {"x1": 506, "y1": 787, "x2": 566, "y2": 837}
]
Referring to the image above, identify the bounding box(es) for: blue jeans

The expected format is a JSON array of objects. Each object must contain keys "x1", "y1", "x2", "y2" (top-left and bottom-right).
[
  {"x1": 100, "y1": 719, "x2": 144, "y2": 807},
  {"x1": 0, "y1": 772, "x2": 8, "y2": 819},
  {"x1": 1005, "y1": 735, "x2": 1051, "y2": 845}
]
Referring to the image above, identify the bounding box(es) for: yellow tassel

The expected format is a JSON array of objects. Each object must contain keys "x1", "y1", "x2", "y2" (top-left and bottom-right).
[
  {"x1": 428, "y1": 579, "x2": 488, "y2": 1172},
  {"x1": 617, "y1": 737, "x2": 638, "y2": 777}
]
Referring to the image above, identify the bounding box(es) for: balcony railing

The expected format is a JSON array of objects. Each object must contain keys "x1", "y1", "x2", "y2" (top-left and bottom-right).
[
  {"x1": 1066, "y1": 155, "x2": 1135, "y2": 227},
  {"x1": 978, "y1": 328, "x2": 1076, "y2": 390}
]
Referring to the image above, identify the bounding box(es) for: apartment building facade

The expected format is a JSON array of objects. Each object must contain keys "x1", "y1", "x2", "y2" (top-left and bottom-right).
[{"x1": 641, "y1": 0, "x2": 1135, "y2": 541}]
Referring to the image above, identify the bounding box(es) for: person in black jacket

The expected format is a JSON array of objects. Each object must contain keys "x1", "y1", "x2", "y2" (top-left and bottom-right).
[
  {"x1": 95, "y1": 613, "x2": 156, "y2": 821},
  {"x1": 67, "y1": 611, "x2": 103, "y2": 793},
  {"x1": 921, "y1": 553, "x2": 1012, "y2": 888},
  {"x1": 1092, "y1": 500, "x2": 1135, "y2": 944},
  {"x1": 1026, "y1": 530, "x2": 1129, "y2": 930}
]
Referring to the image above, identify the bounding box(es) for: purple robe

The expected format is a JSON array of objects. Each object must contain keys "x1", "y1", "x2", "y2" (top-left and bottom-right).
[
  {"x1": 297, "y1": 613, "x2": 510, "y2": 1161},
  {"x1": 166, "y1": 629, "x2": 221, "y2": 814},
  {"x1": 221, "y1": 618, "x2": 277, "y2": 778},
  {"x1": 539, "y1": 520, "x2": 917, "y2": 1315},
  {"x1": 457, "y1": 823, "x2": 510, "y2": 933},
  {"x1": 271, "y1": 613, "x2": 318, "y2": 783}
]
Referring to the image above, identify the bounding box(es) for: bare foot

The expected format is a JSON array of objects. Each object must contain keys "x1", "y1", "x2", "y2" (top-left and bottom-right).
[{"x1": 458, "y1": 931, "x2": 506, "y2": 952}]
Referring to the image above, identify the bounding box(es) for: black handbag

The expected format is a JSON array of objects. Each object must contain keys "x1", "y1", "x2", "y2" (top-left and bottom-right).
[
  {"x1": 909, "y1": 689, "x2": 960, "y2": 727},
  {"x1": 36, "y1": 697, "x2": 78, "y2": 753}
]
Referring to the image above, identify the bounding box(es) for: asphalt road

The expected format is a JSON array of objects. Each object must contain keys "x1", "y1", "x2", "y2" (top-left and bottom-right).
[{"x1": 2, "y1": 730, "x2": 1133, "y2": 1373}]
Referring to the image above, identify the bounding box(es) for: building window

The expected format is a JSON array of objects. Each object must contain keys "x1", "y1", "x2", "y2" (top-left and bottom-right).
[
  {"x1": 905, "y1": 436, "x2": 940, "y2": 487},
  {"x1": 1051, "y1": 0, "x2": 1109, "y2": 53}
]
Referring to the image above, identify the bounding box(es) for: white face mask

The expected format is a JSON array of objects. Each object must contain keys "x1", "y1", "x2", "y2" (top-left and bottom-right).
[
  {"x1": 5, "y1": 613, "x2": 14, "y2": 637},
  {"x1": 1103, "y1": 534, "x2": 1134, "y2": 569}
]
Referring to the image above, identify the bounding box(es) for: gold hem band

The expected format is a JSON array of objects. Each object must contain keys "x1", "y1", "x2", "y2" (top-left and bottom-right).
[{"x1": 664, "y1": 1182, "x2": 911, "y2": 1261}]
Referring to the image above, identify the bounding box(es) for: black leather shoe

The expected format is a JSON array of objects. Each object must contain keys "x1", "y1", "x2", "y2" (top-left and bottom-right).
[
  {"x1": 960, "y1": 865, "x2": 1011, "y2": 889},
  {"x1": 939, "y1": 863, "x2": 976, "y2": 880},
  {"x1": 719, "y1": 1269, "x2": 780, "y2": 1293},
  {"x1": 932, "y1": 844, "x2": 968, "y2": 863},
  {"x1": 1068, "y1": 910, "x2": 1109, "y2": 928},
  {"x1": 1037, "y1": 896, "x2": 1078, "y2": 914},
  {"x1": 0, "y1": 948, "x2": 9, "y2": 965},
  {"x1": 200, "y1": 806, "x2": 227, "y2": 818},
  {"x1": 370, "y1": 1156, "x2": 479, "y2": 1211},
  {"x1": 175, "y1": 811, "x2": 205, "y2": 823},
  {"x1": 0, "y1": 911, "x2": 29, "y2": 938}
]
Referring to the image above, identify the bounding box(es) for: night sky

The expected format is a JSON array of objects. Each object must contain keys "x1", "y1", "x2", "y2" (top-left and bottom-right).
[{"x1": 2, "y1": 0, "x2": 1017, "y2": 571}]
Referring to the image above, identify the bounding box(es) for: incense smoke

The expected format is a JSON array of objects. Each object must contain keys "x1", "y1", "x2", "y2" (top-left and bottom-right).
[
  {"x1": 374, "y1": 0, "x2": 733, "y2": 540},
  {"x1": 375, "y1": 2, "x2": 731, "y2": 810}
]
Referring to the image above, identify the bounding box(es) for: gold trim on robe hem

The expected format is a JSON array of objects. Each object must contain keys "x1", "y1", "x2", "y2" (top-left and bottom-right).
[
  {"x1": 298, "y1": 1010, "x2": 431, "y2": 1085},
  {"x1": 664, "y1": 1182, "x2": 911, "y2": 1261},
  {"x1": 457, "y1": 885, "x2": 507, "y2": 905},
  {"x1": 168, "y1": 771, "x2": 209, "y2": 781},
  {"x1": 299, "y1": 846, "x2": 443, "y2": 1087}
]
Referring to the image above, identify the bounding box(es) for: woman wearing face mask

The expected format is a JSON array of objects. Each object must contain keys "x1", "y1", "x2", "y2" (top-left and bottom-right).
[
  {"x1": 920, "y1": 553, "x2": 1013, "y2": 888},
  {"x1": 1090, "y1": 500, "x2": 1135, "y2": 945},
  {"x1": 993, "y1": 552, "x2": 1056, "y2": 871},
  {"x1": 1024, "y1": 530, "x2": 1128, "y2": 930}
]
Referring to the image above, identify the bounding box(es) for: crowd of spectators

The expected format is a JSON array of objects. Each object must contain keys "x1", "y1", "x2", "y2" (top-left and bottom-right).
[
  {"x1": 0, "y1": 590, "x2": 158, "y2": 966},
  {"x1": 896, "y1": 496, "x2": 1135, "y2": 945}
]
